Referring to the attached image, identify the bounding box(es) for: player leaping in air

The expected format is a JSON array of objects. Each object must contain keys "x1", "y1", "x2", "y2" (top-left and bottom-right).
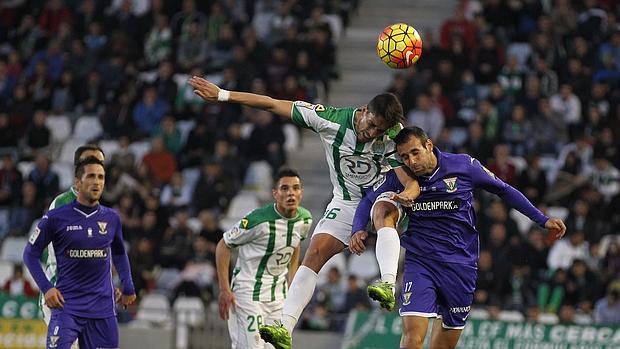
[
  {"x1": 349, "y1": 126, "x2": 566, "y2": 349},
  {"x1": 189, "y1": 76, "x2": 420, "y2": 349}
]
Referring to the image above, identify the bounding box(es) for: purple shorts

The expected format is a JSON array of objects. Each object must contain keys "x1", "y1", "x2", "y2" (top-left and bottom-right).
[
  {"x1": 399, "y1": 253, "x2": 476, "y2": 329},
  {"x1": 47, "y1": 309, "x2": 119, "y2": 349}
]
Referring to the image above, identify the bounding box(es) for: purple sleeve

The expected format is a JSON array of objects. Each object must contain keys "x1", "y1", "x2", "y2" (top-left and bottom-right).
[
  {"x1": 111, "y1": 215, "x2": 135, "y2": 295},
  {"x1": 351, "y1": 171, "x2": 404, "y2": 235},
  {"x1": 470, "y1": 158, "x2": 549, "y2": 227},
  {"x1": 352, "y1": 195, "x2": 373, "y2": 234},
  {"x1": 23, "y1": 216, "x2": 54, "y2": 294}
]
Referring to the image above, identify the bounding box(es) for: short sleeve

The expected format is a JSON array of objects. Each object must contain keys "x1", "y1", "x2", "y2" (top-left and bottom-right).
[{"x1": 222, "y1": 218, "x2": 262, "y2": 247}]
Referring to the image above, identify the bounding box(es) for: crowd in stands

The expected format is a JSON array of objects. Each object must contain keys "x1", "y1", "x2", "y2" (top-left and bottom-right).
[
  {"x1": 299, "y1": 0, "x2": 620, "y2": 331},
  {"x1": 0, "y1": 0, "x2": 619, "y2": 335},
  {"x1": 0, "y1": 0, "x2": 356, "y2": 322}
]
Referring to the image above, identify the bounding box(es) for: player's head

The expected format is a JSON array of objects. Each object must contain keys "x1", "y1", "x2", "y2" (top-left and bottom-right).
[
  {"x1": 356, "y1": 93, "x2": 404, "y2": 142},
  {"x1": 393, "y1": 126, "x2": 436, "y2": 176},
  {"x1": 272, "y1": 168, "x2": 303, "y2": 217},
  {"x1": 74, "y1": 144, "x2": 105, "y2": 165},
  {"x1": 75, "y1": 156, "x2": 105, "y2": 204}
]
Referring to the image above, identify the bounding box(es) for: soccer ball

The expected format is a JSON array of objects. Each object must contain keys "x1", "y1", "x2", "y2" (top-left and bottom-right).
[{"x1": 377, "y1": 23, "x2": 423, "y2": 69}]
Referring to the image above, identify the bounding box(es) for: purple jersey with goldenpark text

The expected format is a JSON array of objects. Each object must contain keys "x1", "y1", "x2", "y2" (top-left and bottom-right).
[
  {"x1": 24, "y1": 200, "x2": 134, "y2": 319},
  {"x1": 352, "y1": 148, "x2": 549, "y2": 266}
]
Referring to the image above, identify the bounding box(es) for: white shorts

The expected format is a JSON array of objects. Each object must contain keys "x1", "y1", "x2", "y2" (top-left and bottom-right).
[
  {"x1": 311, "y1": 198, "x2": 358, "y2": 245},
  {"x1": 370, "y1": 191, "x2": 403, "y2": 226},
  {"x1": 228, "y1": 296, "x2": 283, "y2": 349}
]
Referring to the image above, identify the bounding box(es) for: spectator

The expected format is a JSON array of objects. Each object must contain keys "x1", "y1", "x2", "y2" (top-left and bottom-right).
[
  {"x1": 160, "y1": 172, "x2": 192, "y2": 212},
  {"x1": 27, "y1": 153, "x2": 58, "y2": 203},
  {"x1": 153, "y1": 115, "x2": 183, "y2": 154},
  {"x1": 2, "y1": 264, "x2": 37, "y2": 298},
  {"x1": 342, "y1": 275, "x2": 371, "y2": 313},
  {"x1": 192, "y1": 161, "x2": 234, "y2": 213},
  {"x1": 144, "y1": 13, "x2": 173, "y2": 67},
  {"x1": 548, "y1": 230, "x2": 590, "y2": 271},
  {"x1": 407, "y1": 93, "x2": 445, "y2": 140},
  {"x1": 8, "y1": 181, "x2": 43, "y2": 236},
  {"x1": 0, "y1": 155, "x2": 23, "y2": 207},
  {"x1": 593, "y1": 283, "x2": 620, "y2": 324},
  {"x1": 502, "y1": 104, "x2": 533, "y2": 156},
  {"x1": 176, "y1": 19, "x2": 208, "y2": 72},
  {"x1": 550, "y1": 84, "x2": 582, "y2": 139},
  {"x1": 246, "y1": 110, "x2": 286, "y2": 171},
  {"x1": 487, "y1": 143, "x2": 517, "y2": 186},
  {"x1": 590, "y1": 154, "x2": 620, "y2": 203},
  {"x1": 141, "y1": 136, "x2": 177, "y2": 186},
  {"x1": 133, "y1": 87, "x2": 169, "y2": 136},
  {"x1": 25, "y1": 110, "x2": 51, "y2": 152}
]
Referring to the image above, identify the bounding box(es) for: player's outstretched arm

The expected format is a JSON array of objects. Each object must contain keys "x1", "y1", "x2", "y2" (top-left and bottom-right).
[
  {"x1": 188, "y1": 76, "x2": 294, "y2": 119},
  {"x1": 215, "y1": 239, "x2": 236, "y2": 320}
]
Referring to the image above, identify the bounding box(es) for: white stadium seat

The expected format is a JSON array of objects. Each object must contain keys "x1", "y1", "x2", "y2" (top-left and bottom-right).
[
  {"x1": 283, "y1": 123, "x2": 300, "y2": 152},
  {"x1": 73, "y1": 116, "x2": 103, "y2": 141},
  {"x1": 0, "y1": 260, "x2": 14, "y2": 286},
  {"x1": 497, "y1": 310, "x2": 525, "y2": 322},
  {"x1": 59, "y1": 139, "x2": 85, "y2": 164},
  {"x1": 537, "y1": 313, "x2": 559, "y2": 324},
  {"x1": 219, "y1": 191, "x2": 261, "y2": 230},
  {"x1": 129, "y1": 141, "x2": 151, "y2": 167},
  {"x1": 51, "y1": 162, "x2": 74, "y2": 191},
  {"x1": 0, "y1": 237, "x2": 28, "y2": 263},
  {"x1": 99, "y1": 140, "x2": 120, "y2": 163},
  {"x1": 45, "y1": 115, "x2": 72, "y2": 144},
  {"x1": 243, "y1": 161, "x2": 272, "y2": 201},
  {"x1": 135, "y1": 293, "x2": 172, "y2": 325},
  {"x1": 17, "y1": 161, "x2": 35, "y2": 179}
]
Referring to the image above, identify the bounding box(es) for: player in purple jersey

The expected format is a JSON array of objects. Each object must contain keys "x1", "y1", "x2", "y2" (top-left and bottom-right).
[
  {"x1": 350, "y1": 127, "x2": 566, "y2": 349},
  {"x1": 23, "y1": 157, "x2": 136, "y2": 349}
]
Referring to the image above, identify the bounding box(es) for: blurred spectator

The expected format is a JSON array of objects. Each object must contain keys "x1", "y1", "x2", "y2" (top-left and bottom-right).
[
  {"x1": 133, "y1": 87, "x2": 169, "y2": 136},
  {"x1": 317, "y1": 267, "x2": 346, "y2": 313},
  {"x1": 474, "y1": 250, "x2": 503, "y2": 306},
  {"x1": 141, "y1": 137, "x2": 177, "y2": 185},
  {"x1": 407, "y1": 93, "x2": 445, "y2": 140},
  {"x1": 246, "y1": 110, "x2": 286, "y2": 171},
  {"x1": 440, "y1": 6, "x2": 476, "y2": 50},
  {"x1": 128, "y1": 237, "x2": 156, "y2": 296},
  {"x1": 2, "y1": 264, "x2": 37, "y2": 298},
  {"x1": 532, "y1": 98, "x2": 567, "y2": 155},
  {"x1": 159, "y1": 209, "x2": 193, "y2": 269},
  {"x1": 517, "y1": 155, "x2": 547, "y2": 204},
  {"x1": 144, "y1": 13, "x2": 173, "y2": 67},
  {"x1": 565, "y1": 259, "x2": 599, "y2": 312},
  {"x1": 550, "y1": 84, "x2": 581, "y2": 139},
  {"x1": 27, "y1": 153, "x2": 58, "y2": 203},
  {"x1": 523, "y1": 228, "x2": 549, "y2": 282},
  {"x1": 342, "y1": 274, "x2": 370, "y2": 313},
  {"x1": 197, "y1": 209, "x2": 222, "y2": 263},
  {"x1": 487, "y1": 144, "x2": 517, "y2": 186},
  {"x1": 109, "y1": 136, "x2": 136, "y2": 173},
  {"x1": 548, "y1": 230, "x2": 590, "y2": 271},
  {"x1": 25, "y1": 110, "x2": 51, "y2": 153},
  {"x1": 537, "y1": 268, "x2": 567, "y2": 314},
  {"x1": 160, "y1": 172, "x2": 192, "y2": 212},
  {"x1": 502, "y1": 104, "x2": 533, "y2": 156},
  {"x1": 192, "y1": 161, "x2": 234, "y2": 213},
  {"x1": 0, "y1": 155, "x2": 23, "y2": 207},
  {"x1": 0, "y1": 113, "x2": 18, "y2": 149},
  {"x1": 176, "y1": 19, "x2": 208, "y2": 72},
  {"x1": 593, "y1": 283, "x2": 620, "y2": 324},
  {"x1": 153, "y1": 115, "x2": 183, "y2": 154},
  {"x1": 8, "y1": 181, "x2": 43, "y2": 236},
  {"x1": 590, "y1": 154, "x2": 620, "y2": 203}
]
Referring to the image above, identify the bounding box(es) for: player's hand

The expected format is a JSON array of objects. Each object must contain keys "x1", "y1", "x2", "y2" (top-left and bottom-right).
[
  {"x1": 188, "y1": 76, "x2": 219, "y2": 101},
  {"x1": 390, "y1": 192, "x2": 416, "y2": 207},
  {"x1": 545, "y1": 217, "x2": 567, "y2": 240},
  {"x1": 119, "y1": 294, "x2": 136, "y2": 309},
  {"x1": 218, "y1": 288, "x2": 236, "y2": 320},
  {"x1": 45, "y1": 288, "x2": 65, "y2": 309},
  {"x1": 349, "y1": 230, "x2": 368, "y2": 255},
  {"x1": 114, "y1": 288, "x2": 122, "y2": 303}
]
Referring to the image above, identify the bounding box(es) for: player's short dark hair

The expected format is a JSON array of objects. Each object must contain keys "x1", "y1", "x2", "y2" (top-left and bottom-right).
[
  {"x1": 273, "y1": 168, "x2": 301, "y2": 188},
  {"x1": 74, "y1": 144, "x2": 105, "y2": 166},
  {"x1": 75, "y1": 156, "x2": 105, "y2": 179},
  {"x1": 368, "y1": 93, "x2": 404, "y2": 126},
  {"x1": 393, "y1": 126, "x2": 430, "y2": 146}
]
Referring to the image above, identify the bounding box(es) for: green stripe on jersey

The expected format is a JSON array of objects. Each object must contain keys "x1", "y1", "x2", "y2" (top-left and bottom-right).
[
  {"x1": 332, "y1": 122, "x2": 350, "y2": 200},
  {"x1": 270, "y1": 275, "x2": 279, "y2": 301},
  {"x1": 291, "y1": 106, "x2": 311, "y2": 130},
  {"x1": 252, "y1": 221, "x2": 277, "y2": 301},
  {"x1": 286, "y1": 220, "x2": 295, "y2": 246}
]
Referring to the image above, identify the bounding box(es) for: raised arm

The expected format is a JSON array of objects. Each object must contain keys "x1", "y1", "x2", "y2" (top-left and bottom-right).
[{"x1": 188, "y1": 76, "x2": 294, "y2": 119}]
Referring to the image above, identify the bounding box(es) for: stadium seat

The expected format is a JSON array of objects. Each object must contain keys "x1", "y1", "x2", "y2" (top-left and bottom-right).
[
  {"x1": 509, "y1": 209, "x2": 533, "y2": 235},
  {"x1": 173, "y1": 296, "x2": 205, "y2": 326},
  {"x1": 51, "y1": 162, "x2": 74, "y2": 191},
  {"x1": 99, "y1": 140, "x2": 120, "y2": 163},
  {"x1": 0, "y1": 260, "x2": 14, "y2": 286},
  {"x1": 135, "y1": 293, "x2": 172, "y2": 326},
  {"x1": 59, "y1": 138, "x2": 85, "y2": 164},
  {"x1": 497, "y1": 310, "x2": 525, "y2": 322},
  {"x1": 508, "y1": 156, "x2": 527, "y2": 175},
  {"x1": 181, "y1": 167, "x2": 201, "y2": 192},
  {"x1": 177, "y1": 120, "x2": 196, "y2": 146},
  {"x1": 243, "y1": 161, "x2": 272, "y2": 201},
  {"x1": 283, "y1": 123, "x2": 300, "y2": 152},
  {"x1": 73, "y1": 116, "x2": 103, "y2": 141},
  {"x1": 347, "y1": 250, "x2": 379, "y2": 283},
  {"x1": 17, "y1": 161, "x2": 35, "y2": 179},
  {"x1": 129, "y1": 141, "x2": 151, "y2": 167},
  {"x1": 546, "y1": 206, "x2": 569, "y2": 221},
  {"x1": 0, "y1": 237, "x2": 28, "y2": 263},
  {"x1": 574, "y1": 313, "x2": 592, "y2": 325},
  {"x1": 469, "y1": 308, "x2": 490, "y2": 320},
  {"x1": 45, "y1": 115, "x2": 72, "y2": 144},
  {"x1": 537, "y1": 313, "x2": 559, "y2": 324},
  {"x1": 155, "y1": 268, "x2": 182, "y2": 292},
  {"x1": 219, "y1": 191, "x2": 261, "y2": 230}
]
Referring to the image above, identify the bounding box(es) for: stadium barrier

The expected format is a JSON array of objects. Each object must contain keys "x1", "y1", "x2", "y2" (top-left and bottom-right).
[
  {"x1": 342, "y1": 310, "x2": 620, "y2": 349},
  {"x1": 0, "y1": 295, "x2": 46, "y2": 349}
]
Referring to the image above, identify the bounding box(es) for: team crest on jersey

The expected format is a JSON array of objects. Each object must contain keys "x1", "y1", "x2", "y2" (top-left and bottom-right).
[
  {"x1": 402, "y1": 292, "x2": 412, "y2": 306},
  {"x1": 49, "y1": 335, "x2": 59, "y2": 348},
  {"x1": 97, "y1": 221, "x2": 108, "y2": 235},
  {"x1": 29, "y1": 227, "x2": 41, "y2": 245},
  {"x1": 443, "y1": 177, "x2": 458, "y2": 193},
  {"x1": 240, "y1": 218, "x2": 249, "y2": 229},
  {"x1": 371, "y1": 139, "x2": 385, "y2": 155}
]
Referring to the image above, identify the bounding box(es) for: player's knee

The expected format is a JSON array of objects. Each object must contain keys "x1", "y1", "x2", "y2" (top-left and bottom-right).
[
  {"x1": 372, "y1": 202, "x2": 399, "y2": 230},
  {"x1": 401, "y1": 332, "x2": 425, "y2": 349}
]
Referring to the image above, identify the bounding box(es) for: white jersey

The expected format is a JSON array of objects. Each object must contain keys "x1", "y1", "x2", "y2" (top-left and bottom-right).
[
  {"x1": 223, "y1": 203, "x2": 312, "y2": 302},
  {"x1": 291, "y1": 101, "x2": 401, "y2": 201}
]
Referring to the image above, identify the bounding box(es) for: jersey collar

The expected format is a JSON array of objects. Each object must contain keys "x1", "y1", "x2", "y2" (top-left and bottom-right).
[{"x1": 273, "y1": 203, "x2": 299, "y2": 220}]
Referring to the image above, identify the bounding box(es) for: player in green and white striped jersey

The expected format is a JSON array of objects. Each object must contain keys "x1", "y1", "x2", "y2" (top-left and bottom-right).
[
  {"x1": 189, "y1": 77, "x2": 420, "y2": 349},
  {"x1": 39, "y1": 145, "x2": 105, "y2": 349},
  {"x1": 216, "y1": 168, "x2": 312, "y2": 349}
]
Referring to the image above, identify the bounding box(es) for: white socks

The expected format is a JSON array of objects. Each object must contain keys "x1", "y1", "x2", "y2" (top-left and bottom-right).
[
  {"x1": 376, "y1": 227, "x2": 400, "y2": 286},
  {"x1": 281, "y1": 266, "x2": 318, "y2": 333}
]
